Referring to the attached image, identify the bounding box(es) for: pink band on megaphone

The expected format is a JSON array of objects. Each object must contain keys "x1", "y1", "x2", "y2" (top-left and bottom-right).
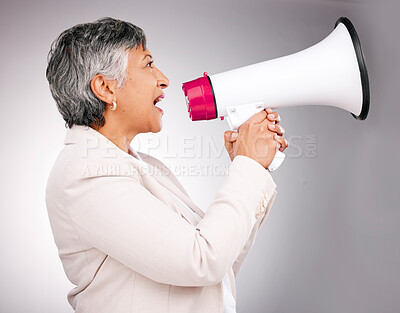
[{"x1": 182, "y1": 72, "x2": 217, "y2": 121}]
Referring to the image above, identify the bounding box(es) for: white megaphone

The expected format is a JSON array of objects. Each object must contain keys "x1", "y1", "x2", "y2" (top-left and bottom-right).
[{"x1": 182, "y1": 17, "x2": 370, "y2": 171}]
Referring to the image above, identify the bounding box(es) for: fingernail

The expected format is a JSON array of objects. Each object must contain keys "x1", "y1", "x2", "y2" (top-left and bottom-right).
[
  {"x1": 268, "y1": 114, "x2": 275, "y2": 119},
  {"x1": 231, "y1": 132, "x2": 238, "y2": 140},
  {"x1": 269, "y1": 124, "x2": 275, "y2": 130},
  {"x1": 274, "y1": 134, "x2": 279, "y2": 140}
]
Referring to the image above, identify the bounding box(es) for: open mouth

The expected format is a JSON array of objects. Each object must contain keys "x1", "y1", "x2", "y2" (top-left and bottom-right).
[
  {"x1": 153, "y1": 93, "x2": 165, "y2": 105},
  {"x1": 153, "y1": 94, "x2": 165, "y2": 114}
]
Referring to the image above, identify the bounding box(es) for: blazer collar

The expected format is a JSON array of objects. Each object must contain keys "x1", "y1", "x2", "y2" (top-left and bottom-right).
[{"x1": 64, "y1": 125, "x2": 141, "y2": 164}]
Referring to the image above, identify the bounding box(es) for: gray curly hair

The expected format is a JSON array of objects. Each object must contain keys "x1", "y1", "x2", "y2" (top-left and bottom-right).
[{"x1": 46, "y1": 17, "x2": 147, "y2": 129}]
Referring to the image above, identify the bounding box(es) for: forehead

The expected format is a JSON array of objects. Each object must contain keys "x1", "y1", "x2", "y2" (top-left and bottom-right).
[{"x1": 128, "y1": 45, "x2": 152, "y2": 63}]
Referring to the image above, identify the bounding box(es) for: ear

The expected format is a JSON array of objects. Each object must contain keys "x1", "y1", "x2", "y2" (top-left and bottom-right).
[{"x1": 90, "y1": 74, "x2": 118, "y2": 104}]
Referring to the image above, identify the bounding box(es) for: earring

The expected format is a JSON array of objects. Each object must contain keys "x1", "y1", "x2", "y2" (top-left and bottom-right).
[{"x1": 110, "y1": 101, "x2": 117, "y2": 111}]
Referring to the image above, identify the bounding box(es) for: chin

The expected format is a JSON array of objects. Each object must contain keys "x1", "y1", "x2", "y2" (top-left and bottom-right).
[{"x1": 151, "y1": 122, "x2": 163, "y2": 133}]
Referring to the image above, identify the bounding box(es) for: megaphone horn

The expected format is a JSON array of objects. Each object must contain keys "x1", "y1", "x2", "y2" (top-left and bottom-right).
[{"x1": 182, "y1": 17, "x2": 370, "y2": 171}]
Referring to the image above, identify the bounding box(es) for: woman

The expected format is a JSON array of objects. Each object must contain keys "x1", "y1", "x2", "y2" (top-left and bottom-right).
[{"x1": 45, "y1": 17, "x2": 288, "y2": 313}]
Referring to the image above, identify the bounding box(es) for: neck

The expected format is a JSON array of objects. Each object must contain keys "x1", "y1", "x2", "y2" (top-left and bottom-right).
[{"x1": 92, "y1": 118, "x2": 137, "y2": 154}]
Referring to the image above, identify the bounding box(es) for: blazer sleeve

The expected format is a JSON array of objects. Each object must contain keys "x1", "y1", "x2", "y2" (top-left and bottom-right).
[
  {"x1": 64, "y1": 155, "x2": 276, "y2": 287},
  {"x1": 232, "y1": 190, "x2": 277, "y2": 278}
]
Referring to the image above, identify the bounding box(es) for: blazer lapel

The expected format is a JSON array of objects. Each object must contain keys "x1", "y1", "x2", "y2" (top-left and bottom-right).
[
  {"x1": 153, "y1": 173, "x2": 203, "y2": 223},
  {"x1": 137, "y1": 152, "x2": 206, "y2": 220},
  {"x1": 138, "y1": 164, "x2": 201, "y2": 225}
]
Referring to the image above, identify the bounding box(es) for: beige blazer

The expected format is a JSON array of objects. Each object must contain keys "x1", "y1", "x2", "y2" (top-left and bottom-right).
[{"x1": 45, "y1": 125, "x2": 277, "y2": 313}]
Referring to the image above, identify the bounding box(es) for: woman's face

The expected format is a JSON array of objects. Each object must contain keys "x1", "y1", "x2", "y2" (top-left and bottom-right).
[{"x1": 114, "y1": 45, "x2": 169, "y2": 135}]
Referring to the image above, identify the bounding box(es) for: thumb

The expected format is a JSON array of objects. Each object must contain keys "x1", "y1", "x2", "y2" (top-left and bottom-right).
[{"x1": 224, "y1": 130, "x2": 238, "y2": 142}]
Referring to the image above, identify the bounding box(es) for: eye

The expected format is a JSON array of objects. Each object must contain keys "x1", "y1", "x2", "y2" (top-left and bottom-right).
[{"x1": 146, "y1": 60, "x2": 154, "y2": 68}]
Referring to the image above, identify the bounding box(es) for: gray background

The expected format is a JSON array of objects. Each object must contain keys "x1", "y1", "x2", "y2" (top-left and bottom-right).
[{"x1": 0, "y1": 0, "x2": 399, "y2": 312}]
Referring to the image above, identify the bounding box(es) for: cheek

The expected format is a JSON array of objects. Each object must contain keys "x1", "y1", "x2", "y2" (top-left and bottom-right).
[
  {"x1": 118, "y1": 74, "x2": 156, "y2": 115},
  {"x1": 119, "y1": 87, "x2": 144, "y2": 110},
  {"x1": 130, "y1": 78, "x2": 154, "y2": 100}
]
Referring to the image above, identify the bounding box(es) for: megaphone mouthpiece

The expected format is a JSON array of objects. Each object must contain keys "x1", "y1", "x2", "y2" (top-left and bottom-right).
[{"x1": 182, "y1": 72, "x2": 217, "y2": 121}]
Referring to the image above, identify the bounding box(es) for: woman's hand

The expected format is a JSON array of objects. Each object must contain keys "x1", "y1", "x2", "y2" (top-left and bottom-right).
[{"x1": 224, "y1": 109, "x2": 288, "y2": 169}]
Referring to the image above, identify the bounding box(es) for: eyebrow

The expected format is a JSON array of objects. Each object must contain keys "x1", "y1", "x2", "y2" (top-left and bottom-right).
[{"x1": 142, "y1": 54, "x2": 153, "y2": 61}]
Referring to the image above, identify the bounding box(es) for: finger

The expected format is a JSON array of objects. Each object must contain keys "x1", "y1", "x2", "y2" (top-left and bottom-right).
[
  {"x1": 246, "y1": 110, "x2": 267, "y2": 125},
  {"x1": 267, "y1": 123, "x2": 285, "y2": 136},
  {"x1": 274, "y1": 134, "x2": 289, "y2": 152},
  {"x1": 224, "y1": 139, "x2": 232, "y2": 152},
  {"x1": 258, "y1": 118, "x2": 283, "y2": 136},
  {"x1": 224, "y1": 132, "x2": 233, "y2": 152},
  {"x1": 265, "y1": 108, "x2": 273, "y2": 114},
  {"x1": 224, "y1": 130, "x2": 238, "y2": 142},
  {"x1": 266, "y1": 111, "x2": 281, "y2": 124}
]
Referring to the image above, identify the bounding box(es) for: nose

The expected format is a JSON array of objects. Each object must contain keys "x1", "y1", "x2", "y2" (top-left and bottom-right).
[{"x1": 156, "y1": 67, "x2": 169, "y2": 89}]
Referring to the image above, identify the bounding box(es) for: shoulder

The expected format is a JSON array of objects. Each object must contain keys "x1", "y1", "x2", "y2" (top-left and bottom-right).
[{"x1": 46, "y1": 143, "x2": 142, "y2": 206}]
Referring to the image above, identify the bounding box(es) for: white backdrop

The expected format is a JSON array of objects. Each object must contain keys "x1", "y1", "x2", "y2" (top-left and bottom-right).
[{"x1": 0, "y1": 0, "x2": 399, "y2": 312}]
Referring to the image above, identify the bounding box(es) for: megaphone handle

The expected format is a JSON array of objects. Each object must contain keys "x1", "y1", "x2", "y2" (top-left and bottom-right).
[
  {"x1": 268, "y1": 150, "x2": 285, "y2": 172},
  {"x1": 225, "y1": 105, "x2": 286, "y2": 171}
]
